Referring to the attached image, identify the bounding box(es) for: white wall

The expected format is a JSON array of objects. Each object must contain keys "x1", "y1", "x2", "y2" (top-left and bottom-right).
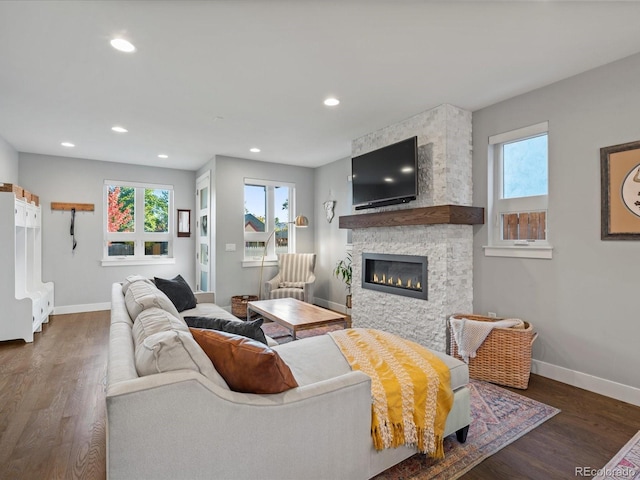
[
  {"x1": 212, "y1": 155, "x2": 315, "y2": 309},
  {"x1": 473, "y1": 52, "x2": 640, "y2": 395},
  {"x1": 18, "y1": 153, "x2": 196, "y2": 310},
  {"x1": 313, "y1": 156, "x2": 352, "y2": 312},
  {"x1": 0, "y1": 134, "x2": 18, "y2": 184}
]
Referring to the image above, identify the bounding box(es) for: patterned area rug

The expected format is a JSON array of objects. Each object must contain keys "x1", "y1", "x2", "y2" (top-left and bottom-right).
[
  {"x1": 373, "y1": 379, "x2": 560, "y2": 479},
  {"x1": 593, "y1": 431, "x2": 640, "y2": 480},
  {"x1": 263, "y1": 324, "x2": 560, "y2": 479}
]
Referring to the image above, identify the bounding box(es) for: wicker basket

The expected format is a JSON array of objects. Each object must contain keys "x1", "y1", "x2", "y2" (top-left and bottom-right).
[
  {"x1": 448, "y1": 314, "x2": 537, "y2": 389},
  {"x1": 231, "y1": 295, "x2": 258, "y2": 319}
]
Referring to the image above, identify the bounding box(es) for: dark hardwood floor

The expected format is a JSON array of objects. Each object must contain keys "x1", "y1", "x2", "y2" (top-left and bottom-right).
[
  {"x1": 0, "y1": 312, "x2": 109, "y2": 480},
  {"x1": 1, "y1": 312, "x2": 638, "y2": 479}
]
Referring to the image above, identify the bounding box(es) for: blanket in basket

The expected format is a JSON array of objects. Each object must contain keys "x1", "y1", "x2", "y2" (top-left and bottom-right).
[
  {"x1": 329, "y1": 328, "x2": 453, "y2": 459},
  {"x1": 450, "y1": 316, "x2": 524, "y2": 362}
]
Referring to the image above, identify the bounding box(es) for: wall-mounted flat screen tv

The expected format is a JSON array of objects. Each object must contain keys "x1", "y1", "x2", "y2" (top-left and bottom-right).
[{"x1": 351, "y1": 136, "x2": 418, "y2": 210}]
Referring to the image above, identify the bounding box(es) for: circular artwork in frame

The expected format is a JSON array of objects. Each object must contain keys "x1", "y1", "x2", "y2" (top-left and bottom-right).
[{"x1": 620, "y1": 163, "x2": 640, "y2": 218}]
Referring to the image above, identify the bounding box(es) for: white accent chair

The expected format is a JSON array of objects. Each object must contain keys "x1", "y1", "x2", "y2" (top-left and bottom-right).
[{"x1": 264, "y1": 253, "x2": 316, "y2": 303}]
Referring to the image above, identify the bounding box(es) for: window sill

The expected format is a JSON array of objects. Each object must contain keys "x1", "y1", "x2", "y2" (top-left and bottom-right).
[
  {"x1": 242, "y1": 259, "x2": 277, "y2": 268},
  {"x1": 101, "y1": 257, "x2": 176, "y2": 267},
  {"x1": 483, "y1": 245, "x2": 553, "y2": 259}
]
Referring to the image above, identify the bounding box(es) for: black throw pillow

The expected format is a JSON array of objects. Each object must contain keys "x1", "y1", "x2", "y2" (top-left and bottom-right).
[
  {"x1": 154, "y1": 275, "x2": 197, "y2": 312},
  {"x1": 184, "y1": 316, "x2": 268, "y2": 345}
]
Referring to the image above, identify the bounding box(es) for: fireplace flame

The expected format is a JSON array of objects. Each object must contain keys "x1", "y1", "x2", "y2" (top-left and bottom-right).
[{"x1": 371, "y1": 271, "x2": 422, "y2": 291}]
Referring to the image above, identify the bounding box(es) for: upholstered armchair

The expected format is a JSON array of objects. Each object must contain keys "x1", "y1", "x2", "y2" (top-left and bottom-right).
[{"x1": 264, "y1": 253, "x2": 316, "y2": 304}]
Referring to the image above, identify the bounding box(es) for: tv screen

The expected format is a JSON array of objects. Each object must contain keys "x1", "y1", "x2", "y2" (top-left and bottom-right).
[{"x1": 351, "y1": 136, "x2": 418, "y2": 210}]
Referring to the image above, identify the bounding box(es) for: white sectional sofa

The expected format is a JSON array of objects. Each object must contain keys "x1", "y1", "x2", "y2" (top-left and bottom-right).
[{"x1": 106, "y1": 278, "x2": 471, "y2": 480}]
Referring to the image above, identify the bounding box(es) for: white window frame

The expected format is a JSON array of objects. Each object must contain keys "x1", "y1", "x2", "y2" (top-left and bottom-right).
[
  {"x1": 484, "y1": 121, "x2": 553, "y2": 259},
  {"x1": 101, "y1": 180, "x2": 176, "y2": 266},
  {"x1": 242, "y1": 178, "x2": 296, "y2": 267}
]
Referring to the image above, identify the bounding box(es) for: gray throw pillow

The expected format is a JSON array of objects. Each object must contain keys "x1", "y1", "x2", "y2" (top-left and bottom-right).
[
  {"x1": 154, "y1": 274, "x2": 197, "y2": 312},
  {"x1": 184, "y1": 316, "x2": 268, "y2": 345}
]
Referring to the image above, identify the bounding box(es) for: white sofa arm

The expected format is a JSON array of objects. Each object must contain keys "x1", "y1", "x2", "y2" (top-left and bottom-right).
[
  {"x1": 193, "y1": 291, "x2": 215, "y2": 304},
  {"x1": 107, "y1": 370, "x2": 372, "y2": 480}
]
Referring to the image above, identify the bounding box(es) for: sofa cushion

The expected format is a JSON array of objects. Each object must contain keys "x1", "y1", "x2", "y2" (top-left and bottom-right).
[
  {"x1": 124, "y1": 280, "x2": 181, "y2": 321},
  {"x1": 132, "y1": 307, "x2": 189, "y2": 348},
  {"x1": 135, "y1": 329, "x2": 229, "y2": 389},
  {"x1": 184, "y1": 316, "x2": 267, "y2": 344},
  {"x1": 279, "y1": 281, "x2": 305, "y2": 288},
  {"x1": 122, "y1": 274, "x2": 155, "y2": 295},
  {"x1": 190, "y1": 328, "x2": 298, "y2": 394},
  {"x1": 154, "y1": 274, "x2": 197, "y2": 312},
  {"x1": 273, "y1": 335, "x2": 352, "y2": 386}
]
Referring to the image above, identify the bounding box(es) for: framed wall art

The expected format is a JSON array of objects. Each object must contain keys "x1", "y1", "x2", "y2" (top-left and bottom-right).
[
  {"x1": 601, "y1": 139, "x2": 640, "y2": 240},
  {"x1": 177, "y1": 209, "x2": 191, "y2": 237}
]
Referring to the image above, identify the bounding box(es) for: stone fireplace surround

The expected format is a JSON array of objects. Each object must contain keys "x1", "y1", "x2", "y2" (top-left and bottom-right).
[{"x1": 341, "y1": 104, "x2": 476, "y2": 353}]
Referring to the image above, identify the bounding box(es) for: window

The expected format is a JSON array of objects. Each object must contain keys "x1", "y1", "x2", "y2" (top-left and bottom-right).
[
  {"x1": 102, "y1": 180, "x2": 175, "y2": 265},
  {"x1": 243, "y1": 178, "x2": 295, "y2": 264},
  {"x1": 485, "y1": 122, "x2": 552, "y2": 259}
]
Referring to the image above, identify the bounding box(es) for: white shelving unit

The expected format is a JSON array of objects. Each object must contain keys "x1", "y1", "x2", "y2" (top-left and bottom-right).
[{"x1": 1, "y1": 191, "x2": 54, "y2": 342}]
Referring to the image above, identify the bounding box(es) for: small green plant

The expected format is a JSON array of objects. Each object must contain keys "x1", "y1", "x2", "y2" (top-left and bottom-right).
[{"x1": 333, "y1": 252, "x2": 352, "y2": 293}]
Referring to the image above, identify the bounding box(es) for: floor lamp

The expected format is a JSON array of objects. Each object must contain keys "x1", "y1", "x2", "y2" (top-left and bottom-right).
[{"x1": 258, "y1": 214, "x2": 309, "y2": 300}]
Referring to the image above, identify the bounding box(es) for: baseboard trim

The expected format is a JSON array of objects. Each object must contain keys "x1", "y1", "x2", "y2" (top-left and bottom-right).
[
  {"x1": 532, "y1": 359, "x2": 640, "y2": 407},
  {"x1": 314, "y1": 298, "x2": 348, "y2": 315},
  {"x1": 53, "y1": 302, "x2": 111, "y2": 315}
]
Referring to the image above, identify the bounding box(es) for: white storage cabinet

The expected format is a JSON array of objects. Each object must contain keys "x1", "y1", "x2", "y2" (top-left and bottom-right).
[{"x1": 1, "y1": 191, "x2": 54, "y2": 342}]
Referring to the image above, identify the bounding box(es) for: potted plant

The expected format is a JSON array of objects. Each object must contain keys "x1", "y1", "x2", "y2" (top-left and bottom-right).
[{"x1": 333, "y1": 252, "x2": 352, "y2": 308}]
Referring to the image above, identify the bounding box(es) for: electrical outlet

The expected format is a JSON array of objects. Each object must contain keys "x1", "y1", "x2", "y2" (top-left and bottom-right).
[
  {"x1": 225, "y1": 243, "x2": 236, "y2": 252},
  {"x1": 487, "y1": 312, "x2": 497, "y2": 318}
]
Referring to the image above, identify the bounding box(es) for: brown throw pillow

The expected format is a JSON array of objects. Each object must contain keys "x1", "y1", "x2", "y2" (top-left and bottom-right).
[{"x1": 189, "y1": 328, "x2": 298, "y2": 394}]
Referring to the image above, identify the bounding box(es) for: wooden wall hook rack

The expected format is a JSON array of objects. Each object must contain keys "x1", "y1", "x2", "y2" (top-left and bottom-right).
[{"x1": 51, "y1": 202, "x2": 95, "y2": 212}]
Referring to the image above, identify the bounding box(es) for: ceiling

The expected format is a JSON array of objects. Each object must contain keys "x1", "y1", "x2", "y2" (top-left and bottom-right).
[{"x1": 1, "y1": 1, "x2": 640, "y2": 171}]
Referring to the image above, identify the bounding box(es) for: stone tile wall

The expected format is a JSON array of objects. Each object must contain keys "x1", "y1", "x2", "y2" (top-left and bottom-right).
[{"x1": 350, "y1": 104, "x2": 473, "y2": 352}]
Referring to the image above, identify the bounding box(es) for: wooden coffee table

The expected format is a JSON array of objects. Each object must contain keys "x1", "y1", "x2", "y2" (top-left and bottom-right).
[{"x1": 247, "y1": 298, "x2": 347, "y2": 340}]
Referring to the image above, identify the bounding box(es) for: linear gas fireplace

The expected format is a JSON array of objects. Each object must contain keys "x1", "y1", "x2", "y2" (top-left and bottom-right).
[{"x1": 362, "y1": 253, "x2": 428, "y2": 300}]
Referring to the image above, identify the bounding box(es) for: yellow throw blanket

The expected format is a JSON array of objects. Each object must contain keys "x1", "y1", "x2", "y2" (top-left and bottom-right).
[{"x1": 329, "y1": 328, "x2": 453, "y2": 459}]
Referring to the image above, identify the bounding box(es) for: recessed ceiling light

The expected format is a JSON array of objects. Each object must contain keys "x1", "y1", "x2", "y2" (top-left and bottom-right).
[
  {"x1": 110, "y1": 38, "x2": 136, "y2": 53},
  {"x1": 250, "y1": 147, "x2": 261, "y2": 153},
  {"x1": 112, "y1": 126, "x2": 128, "y2": 133},
  {"x1": 158, "y1": 154, "x2": 168, "y2": 159},
  {"x1": 401, "y1": 166, "x2": 414, "y2": 173},
  {"x1": 384, "y1": 177, "x2": 394, "y2": 183},
  {"x1": 61, "y1": 142, "x2": 75, "y2": 147},
  {"x1": 324, "y1": 97, "x2": 340, "y2": 107}
]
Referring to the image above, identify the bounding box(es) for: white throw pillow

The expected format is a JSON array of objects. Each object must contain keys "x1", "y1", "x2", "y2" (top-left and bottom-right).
[
  {"x1": 132, "y1": 307, "x2": 188, "y2": 350},
  {"x1": 135, "y1": 329, "x2": 229, "y2": 390},
  {"x1": 124, "y1": 280, "x2": 181, "y2": 321},
  {"x1": 121, "y1": 274, "x2": 155, "y2": 295}
]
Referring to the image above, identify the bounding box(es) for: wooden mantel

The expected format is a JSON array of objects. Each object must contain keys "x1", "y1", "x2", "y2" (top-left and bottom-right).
[{"x1": 338, "y1": 204, "x2": 484, "y2": 229}]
